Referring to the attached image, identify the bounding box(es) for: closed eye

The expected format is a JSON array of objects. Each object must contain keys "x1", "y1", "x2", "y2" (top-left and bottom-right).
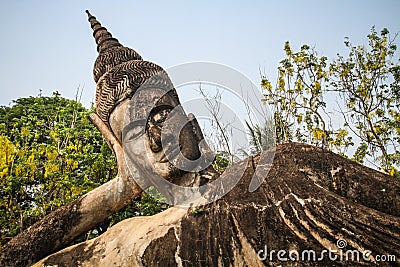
[
  {"x1": 122, "y1": 119, "x2": 146, "y2": 142},
  {"x1": 150, "y1": 105, "x2": 173, "y2": 126}
]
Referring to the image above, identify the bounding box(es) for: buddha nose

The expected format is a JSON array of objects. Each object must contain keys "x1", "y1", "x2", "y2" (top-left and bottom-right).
[{"x1": 178, "y1": 121, "x2": 201, "y2": 161}]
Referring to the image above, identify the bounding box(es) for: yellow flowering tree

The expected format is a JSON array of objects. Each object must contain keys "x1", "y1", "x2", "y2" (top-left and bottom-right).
[
  {"x1": 261, "y1": 27, "x2": 399, "y2": 175},
  {"x1": 262, "y1": 42, "x2": 334, "y2": 148},
  {"x1": 330, "y1": 27, "x2": 399, "y2": 173},
  {"x1": 0, "y1": 92, "x2": 117, "y2": 245}
]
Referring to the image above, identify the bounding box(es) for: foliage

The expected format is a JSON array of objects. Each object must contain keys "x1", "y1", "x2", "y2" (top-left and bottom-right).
[
  {"x1": 0, "y1": 92, "x2": 117, "y2": 244},
  {"x1": 0, "y1": 92, "x2": 167, "y2": 245},
  {"x1": 190, "y1": 206, "x2": 205, "y2": 217},
  {"x1": 330, "y1": 27, "x2": 399, "y2": 172},
  {"x1": 262, "y1": 41, "x2": 334, "y2": 148},
  {"x1": 261, "y1": 27, "x2": 399, "y2": 175},
  {"x1": 212, "y1": 152, "x2": 231, "y2": 173},
  {"x1": 138, "y1": 189, "x2": 169, "y2": 216},
  {"x1": 108, "y1": 189, "x2": 169, "y2": 228},
  {"x1": 244, "y1": 119, "x2": 275, "y2": 156}
]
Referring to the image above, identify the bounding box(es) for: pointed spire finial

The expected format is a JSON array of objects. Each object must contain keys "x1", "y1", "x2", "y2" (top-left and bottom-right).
[
  {"x1": 85, "y1": 10, "x2": 122, "y2": 53},
  {"x1": 85, "y1": 10, "x2": 92, "y2": 17}
]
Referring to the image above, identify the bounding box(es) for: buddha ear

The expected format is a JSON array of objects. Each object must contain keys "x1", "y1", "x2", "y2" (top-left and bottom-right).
[{"x1": 188, "y1": 113, "x2": 216, "y2": 163}]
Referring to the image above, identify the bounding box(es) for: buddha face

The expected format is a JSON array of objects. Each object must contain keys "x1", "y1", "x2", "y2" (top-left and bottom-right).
[
  {"x1": 144, "y1": 91, "x2": 202, "y2": 184},
  {"x1": 117, "y1": 88, "x2": 211, "y2": 188}
]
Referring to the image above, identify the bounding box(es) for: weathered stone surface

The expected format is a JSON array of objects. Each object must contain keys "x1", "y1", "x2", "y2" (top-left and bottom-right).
[{"x1": 33, "y1": 143, "x2": 400, "y2": 266}]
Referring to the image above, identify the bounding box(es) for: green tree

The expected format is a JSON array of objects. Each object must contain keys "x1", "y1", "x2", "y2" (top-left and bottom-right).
[
  {"x1": 0, "y1": 92, "x2": 167, "y2": 245},
  {"x1": 262, "y1": 42, "x2": 334, "y2": 148},
  {"x1": 0, "y1": 92, "x2": 117, "y2": 244},
  {"x1": 261, "y1": 27, "x2": 399, "y2": 175},
  {"x1": 330, "y1": 27, "x2": 399, "y2": 173}
]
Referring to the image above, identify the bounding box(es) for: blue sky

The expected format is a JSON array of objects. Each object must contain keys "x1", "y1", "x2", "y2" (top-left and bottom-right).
[{"x1": 0, "y1": 1, "x2": 399, "y2": 107}]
